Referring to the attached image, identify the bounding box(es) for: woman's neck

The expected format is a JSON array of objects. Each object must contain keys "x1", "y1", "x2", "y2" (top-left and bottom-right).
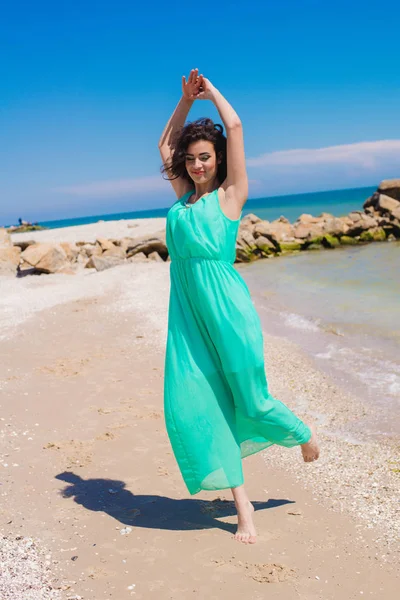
[{"x1": 190, "y1": 178, "x2": 220, "y2": 202}]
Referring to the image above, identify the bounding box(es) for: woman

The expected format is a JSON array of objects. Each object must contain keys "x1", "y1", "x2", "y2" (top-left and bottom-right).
[{"x1": 159, "y1": 69, "x2": 320, "y2": 544}]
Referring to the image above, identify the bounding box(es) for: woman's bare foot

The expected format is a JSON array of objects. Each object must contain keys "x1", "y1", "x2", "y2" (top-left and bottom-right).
[
  {"x1": 301, "y1": 422, "x2": 320, "y2": 462},
  {"x1": 234, "y1": 500, "x2": 257, "y2": 544}
]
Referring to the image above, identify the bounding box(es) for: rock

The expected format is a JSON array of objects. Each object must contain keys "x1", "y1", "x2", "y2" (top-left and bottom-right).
[
  {"x1": 21, "y1": 243, "x2": 68, "y2": 273},
  {"x1": 253, "y1": 219, "x2": 294, "y2": 243},
  {"x1": 363, "y1": 192, "x2": 379, "y2": 210},
  {"x1": 12, "y1": 239, "x2": 35, "y2": 251},
  {"x1": 102, "y1": 246, "x2": 126, "y2": 258},
  {"x1": 348, "y1": 210, "x2": 364, "y2": 222},
  {"x1": 235, "y1": 244, "x2": 254, "y2": 262},
  {"x1": 237, "y1": 229, "x2": 257, "y2": 251},
  {"x1": 96, "y1": 237, "x2": 116, "y2": 252},
  {"x1": 370, "y1": 227, "x2": 386, "y2": 241},
  {"x1": 296, "y1": 213, "x2": 320, "y2": 224},
  {"x1": 377, "y1": 194, "x2": 400, "y2": 215},
  {"x1": 240, "y1": 213, "x2": 263, "y2": 226},
  {"x1": 340, "y1": 235, "x2": 358, "y2": 245},
  {"x1": 117, "y1": 237, "x2": 136, "y2": 252},
  {"x1": 148, "y1": 251, "x2": 164, "y2": 262},
  {"x1": 269, "y1": 219, "x2": 295, "y2": 241},
  {"x1": 252, "y1": 221, "x2": 277, "y2": 241},
  {"x1": 254, "y1": 235, "x2": 276, "y2": 254},
  {"x1": 293, "y1": 223, "x2": 324, "y2": 240},
  {"x1": 378, "y1": 178, "x2": 400, "y2": 201},
  {"x1": 128, "y1": 252, "x2": 148, "y2": 262},
  {"x1": 345, "y1": 213, "x2": 379, "y2": 236},
  {"x1": 60, "y1": 242, "x2": 79, "y2": 263},
  {"x1": 88, "y1": 255, "x2": 125, "y2": 271},
  {"x1": 321, "y1": 216, "x2": 348, "y2": 236},
  {"x1": 18, "y1": 260, "x2": 39, "y2": 276},
  {"x1": 392, "y1": 206, "x2": 400, "y2": 221},
  {"x1": 83, "y1": 244, "x2": 102, "y2": 258},
  {"x1": 280, "y1": 241, "x2": 302, "y2": 252},
  {"x1": 321, "y1": 234, "x2": 340, "y2": 248},
  {"x1": 0, "y1": 246, "x2": 21, "y2": 276},
  {"x1": 126, "y1": 236, "x2": 168, "y2": 260},
  {"x1": 306, "y1": 242, "x2": 324, "y2": 250},
  {"x1": 0, "y1": 228, "x2": 12, "y2": 248}
]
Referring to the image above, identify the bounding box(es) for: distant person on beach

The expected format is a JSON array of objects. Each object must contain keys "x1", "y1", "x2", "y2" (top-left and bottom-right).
[{"x1": 159, "y1": 69, "x2": 320, "y2": 544}]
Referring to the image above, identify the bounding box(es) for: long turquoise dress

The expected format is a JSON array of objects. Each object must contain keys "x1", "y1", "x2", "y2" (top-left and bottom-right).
[{"x1": 164, "y1": 188, "x2": 311, "y2": 495}]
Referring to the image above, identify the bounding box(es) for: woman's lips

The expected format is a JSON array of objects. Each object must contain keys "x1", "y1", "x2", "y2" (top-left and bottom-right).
[{"x1": 192, "y1": 171, "x2": 204, "y2": 175}]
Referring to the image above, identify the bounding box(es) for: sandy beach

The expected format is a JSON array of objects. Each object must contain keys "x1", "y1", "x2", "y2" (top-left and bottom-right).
[{"x1": 1, "y1": 220, "x2": 399, "y2": 599}]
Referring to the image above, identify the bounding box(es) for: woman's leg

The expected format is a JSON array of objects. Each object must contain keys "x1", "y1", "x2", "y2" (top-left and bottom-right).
[
  {"x1": 231, "y1": 483, "x2": 257, "y2": 544},
  {"x1": 230, "y1": 423, "x2": 319, "y2": 545},
  {"x1": 301, "y1": 421, "x2": 320, "y2": 462}
]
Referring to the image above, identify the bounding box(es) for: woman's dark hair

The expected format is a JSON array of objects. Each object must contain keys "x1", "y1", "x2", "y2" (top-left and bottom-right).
[{"x1": 160, "y1": 117, "x2": 227, "y2": 185}]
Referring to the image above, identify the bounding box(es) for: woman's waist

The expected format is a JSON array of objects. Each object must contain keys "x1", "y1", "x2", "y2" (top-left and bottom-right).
[{"x1": 170, "y1": 255, "x2": 235, "y2": 265}]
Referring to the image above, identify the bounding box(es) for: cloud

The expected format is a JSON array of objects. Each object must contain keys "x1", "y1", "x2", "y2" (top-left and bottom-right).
[
  {"x1": 247, "y1": 140, "x2": 400, "y2": 170},
  {"x1": 54, "y1": 174, "x2": 169, "y2": 197}
]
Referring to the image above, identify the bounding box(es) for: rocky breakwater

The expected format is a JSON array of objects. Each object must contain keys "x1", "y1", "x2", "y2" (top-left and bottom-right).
[
  {"x1": 0, "y1": 230, "x2": 169, "y2": 277},
  {"x1": 235, "y1": 178, "x2": 400, "y2": 262},
  {"x1": 2, "y1": 179, "x2": 399, "y2": 277}
]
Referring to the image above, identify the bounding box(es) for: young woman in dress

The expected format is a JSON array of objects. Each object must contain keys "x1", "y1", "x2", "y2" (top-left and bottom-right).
[{"x1": 159, "y1": 68, "x2": 320, "y2": 544}]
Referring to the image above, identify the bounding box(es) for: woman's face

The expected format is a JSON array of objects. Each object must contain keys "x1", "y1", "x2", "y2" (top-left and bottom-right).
[{"x1": 185, "y1": 140, "x2": 220, "y2": 184}]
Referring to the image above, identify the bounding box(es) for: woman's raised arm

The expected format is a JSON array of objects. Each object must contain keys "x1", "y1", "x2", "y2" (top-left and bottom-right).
[
  {"x1": 196, "y1": 78, "x2": 248, "y2": 208},
  {"x1": 158, "y1": 69, "x2": 202, "y2": 198}
]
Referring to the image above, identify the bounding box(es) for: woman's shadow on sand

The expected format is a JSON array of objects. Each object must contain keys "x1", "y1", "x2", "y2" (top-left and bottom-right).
[{"x1": 55, "y1": 472, "x2": 295, "y2": 534}]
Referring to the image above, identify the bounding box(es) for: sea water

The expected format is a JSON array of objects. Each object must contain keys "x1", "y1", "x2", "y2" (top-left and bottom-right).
[
  {"x1": 15, "y1": 185, "x2": 376, "y2": 230},
  {"x1": 238, "y1": 240, "x2": 400, "y2": 438}
]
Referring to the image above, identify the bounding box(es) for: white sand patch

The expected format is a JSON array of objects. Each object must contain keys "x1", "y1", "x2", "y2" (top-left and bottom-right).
[
  {"x1": 10, "y1": 217, "x2": 167, "y2": 244},
  {"x1": 0, "y1": 262, "x2": 168, "y2": 341}
]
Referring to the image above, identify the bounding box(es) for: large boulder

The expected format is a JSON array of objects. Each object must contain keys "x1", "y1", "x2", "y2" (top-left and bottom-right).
[
  {"x1": 96, "y1": 237, "x2": 116, "y2": 252},
  {"x1": 377, "y1": 194, "x2": 400, "y2": 215},
  {"x1": 292, "y1": 222, "x2": 325, "y2": 240},
  {"x1": 126, "y1": 236, "x2": 168, "y2": 260},
  {"x1": 237, "y1": 229, "x2": 257, "y2": 251},
  {"x1": 240, "y1": 213, "x2": 263, "y2": 227},
  {"x1": 0, "y1": 228, "x2": 12, "y2": 248},
  {"x1": 254, "y1": 235, "x2": 276, "y2": 254},
  {"x1": 21, "y1": 243, "x2": 68, "y2": 273},
  {"x1": 0, "y1": 246, "x2": 21, "y2": 276},
  {"x1": 102, "y1": 246, "x2": 126, "y2": 258},
  {"x1": 86, "y1": 255, "x2": 125, "y2": 271},
  {"x1": 60, "y1": 242, "x2": 79, "y2": 263},
  {"x1": 378, "y1": 179, "x2": 400, "y2": 201},
  {"x1": 82, "y1": 243, "x2": 102, "y2": 258},
  {"x1": 296, "y1": 213, "x2": 321, "y2": 224},
  {"x1": 253, "y1": 219, "x2": 294, "y2": 243}
]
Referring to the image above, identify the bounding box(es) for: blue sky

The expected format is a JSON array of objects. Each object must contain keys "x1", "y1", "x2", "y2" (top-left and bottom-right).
[{"x1": 2, "y1": 0, "x2": 400, "y2": 224}]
